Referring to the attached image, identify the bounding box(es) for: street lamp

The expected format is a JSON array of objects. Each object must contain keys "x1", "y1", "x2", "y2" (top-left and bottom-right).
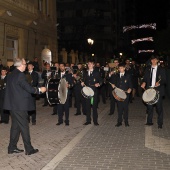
[{"x1": 87, "y1": 38, "x2": 94, "y2": 45}]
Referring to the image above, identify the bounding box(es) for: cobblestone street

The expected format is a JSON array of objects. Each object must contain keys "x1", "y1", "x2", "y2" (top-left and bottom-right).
[{"x1": 0, "y1": 96, "x2": 170, "y2": 170}]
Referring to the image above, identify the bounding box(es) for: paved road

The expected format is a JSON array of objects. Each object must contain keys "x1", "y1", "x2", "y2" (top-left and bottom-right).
[{"x1": 0, "y1": 95, "x2": 170, "y2": 170}]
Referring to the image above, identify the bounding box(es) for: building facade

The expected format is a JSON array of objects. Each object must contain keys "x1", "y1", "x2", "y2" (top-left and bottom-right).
[{"x1": 0, "y1": 0, "x2": 58, "y2": 68}]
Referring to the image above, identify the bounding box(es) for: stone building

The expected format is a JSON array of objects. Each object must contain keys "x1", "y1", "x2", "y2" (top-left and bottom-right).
[{"x1": 0, "y1": 0, "x2": 58, "y2": 68}]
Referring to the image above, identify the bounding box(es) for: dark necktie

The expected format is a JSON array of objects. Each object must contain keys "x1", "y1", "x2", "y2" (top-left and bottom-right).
[{"x1": 150, "y1": 68, "x2": 154, "y2": 86}]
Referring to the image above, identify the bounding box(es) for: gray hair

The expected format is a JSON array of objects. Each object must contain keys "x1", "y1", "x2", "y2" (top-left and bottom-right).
[{"x1": 13, "y1": 58, "x2": 25, "y2": 67}]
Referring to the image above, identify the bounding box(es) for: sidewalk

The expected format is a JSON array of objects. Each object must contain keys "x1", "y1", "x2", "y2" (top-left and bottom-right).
[{"x1": 0, "y1": 96, "x2": 170, "y2": 170}]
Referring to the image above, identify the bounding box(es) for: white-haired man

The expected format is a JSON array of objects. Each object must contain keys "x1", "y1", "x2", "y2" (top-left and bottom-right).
[{"x1": 3, "y1": 58, "x2": 46, "y2": 155}]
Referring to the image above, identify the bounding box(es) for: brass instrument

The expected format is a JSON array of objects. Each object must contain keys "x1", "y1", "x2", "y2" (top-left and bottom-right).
[
  {"x1": 109, "y1": 67, "x2": 119, "y2": 74},
  {"x1": 76, "y1": 69, "x2": 83, "y2": 81}
]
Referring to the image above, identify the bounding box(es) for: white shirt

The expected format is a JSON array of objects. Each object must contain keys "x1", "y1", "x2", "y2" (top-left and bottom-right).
[
  {"x1": 151, "y1": 65, "x2": 157, "y2": 87},
  {"x1": 120, "y1": 73, "x2": 124, "y2": 78},
  {"x1": 88, "y1": 70, "x2": 93, "y2": 76},
  {"x1": 61, "y1": 72, "x2": 65, "y2": 78}
]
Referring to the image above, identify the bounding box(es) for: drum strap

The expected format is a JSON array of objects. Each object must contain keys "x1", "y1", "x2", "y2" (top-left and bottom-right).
[{"x1": 91, "y1": 97, "x2": 94, "y2": 105}]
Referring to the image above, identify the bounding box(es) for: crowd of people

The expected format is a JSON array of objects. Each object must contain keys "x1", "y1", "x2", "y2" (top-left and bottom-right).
[{"x1": 0, "y1": 55, "x2": 167, "y2": 155}]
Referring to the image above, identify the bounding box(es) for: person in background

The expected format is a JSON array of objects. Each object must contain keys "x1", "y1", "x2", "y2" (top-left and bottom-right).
[
  {"x1": 26, "y1": 62, "x2": 39, "y2": 125},
  {"x1": 32, "y1": 57, "x2": 40, "y2": 72},
  {"x1": 0, "y1": 67, "x2": 10, "y2": 124}
]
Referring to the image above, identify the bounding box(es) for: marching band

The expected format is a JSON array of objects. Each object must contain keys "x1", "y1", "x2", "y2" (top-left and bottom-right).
[{"x1": 0, "y1": 56, "x2": 167, "y2": 129}]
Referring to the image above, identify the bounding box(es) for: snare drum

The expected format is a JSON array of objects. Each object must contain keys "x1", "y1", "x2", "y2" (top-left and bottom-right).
[
  {"x1": 112, "y1": 88, "x2": 127, "y2": 101},
  {"x1": 46, "y1": 78, "x2": 67, "y2": 105},
  {"x1": 81, "y1": 86, "x2": 94, "y2": 99},
  {"x1": 142, "y1": 88, "x2": 159, "y2": 105}
]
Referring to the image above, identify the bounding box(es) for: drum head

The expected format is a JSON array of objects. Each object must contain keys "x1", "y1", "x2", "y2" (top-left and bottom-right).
[
  {"x1": 82, "y1": 87, "x2": 94, "y2": 97},
  {"x1": 142, "y1": 89, "x2": 156, "y2": 102},
  {"x1": 114, "y1": 88, "x2": 127, "y2": 100},
  {"x1": 58, "y1": 79, "x2": 68, "y2": 104}
]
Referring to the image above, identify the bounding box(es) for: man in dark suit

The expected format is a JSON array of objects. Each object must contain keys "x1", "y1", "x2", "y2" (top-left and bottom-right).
[
  {"x1": 111, "y1": 63, "x2": 133, "y2": 127},
  {"x1": 141, "y1": 55, "x2": 166, "y2": 129},
  {"x1": 41, "y1": 63, "x2": 51, "y2": 106},
  {"x1": 73, "y1": 63, "x2": 86, "y2": 116},
  {"x1": 81, "y1": 60, "x2": 103, "y2": 126},
  {"x1": 0, "y1": 67, "x2": 10, "y2": 124},
  {"x1": 56, "y1": 63, "x2": 74, "y2": 126},
  {"x1": 107, "y1": 59, "x2": 119, "y2": 115},
  {"x1": 26, "y1": 62, "x2": 39, "y2": 125},
  {"x1": 3, "y1": 58, "x2": 46, "y2": 155}
]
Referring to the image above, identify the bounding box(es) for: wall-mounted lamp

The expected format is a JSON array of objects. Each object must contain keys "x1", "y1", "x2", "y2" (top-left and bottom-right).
[
  {"x1": 6, "y1": 10, "x2": 12, "y2": 17},
  {"x1": 33, "y1": 21, "x2": 37, "y2": 25}
]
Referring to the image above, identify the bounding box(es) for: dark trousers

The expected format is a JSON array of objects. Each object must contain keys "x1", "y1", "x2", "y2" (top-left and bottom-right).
[
  {"x1": 75, "y1": 86, "x2": 86, "y2": 114},
  {"x1": 98, "y1": 85, "x2": 106, "y2": 104},
  {"x1": 0, "y1": 109, "x2": 10, "y2": 122},
  {"x1": 28, "y1": 110, "x2": 36, "y2": 123},
  {"x1": 146, "y1": 95, "x2": 163, "y2": 125},
  {"x1": 117, "y1": 95, "x2": 130, "y2": 123},
  {"x1": 57, "y1": 97, "x2": 69, "y2": 124},
  {"x1": 85, "y1": 93, "x2": 98, "y2": 123},
  {"x1": 53, "y1": 105, "x2": 58, "y2": 114},
  {"x1": 8, "y1": 110, "x2": 34, "y2": 152},
  {"x1": 110, "y1": 94, "x2": 116, "y2": 114}
]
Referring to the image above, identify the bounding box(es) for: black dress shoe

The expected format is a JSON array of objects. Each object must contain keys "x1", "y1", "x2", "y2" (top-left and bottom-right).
[
  {"x1": 145, "y1": 123, "x2": 153, "y2": 126},
  {"x1": 51, "y1": 113, "x2": 57, "y2": 115},
  {"x1": 0, "y1": 120, "x2": 9, "y2": 124},
  {"x1": 108, "y1": 113, "x2": 113, "y2": 115},
  {"x1": 8, "y1": 148, "x2": 24, "y2": 154},
  {"x1": 83, "y1": 122, "x2": 91, "y2": 125},
  {"x1": 158, "y1": 125, "x2": 162, "y2": 129},
  {"x1": 125, "y1": 122, "x2": 129, "y2": 127},
  {"x1": 25, "y1": 149, "x2": 39, "y2": 155},
  {"x1": 115, "y1": 122, "x2": 122, "y2": 127},
  {"x1": 56, "y1": 122, "x2": 63, "y2": 125},
  {"x1": 32, "y1": 122, "x2": 36, "y2": 125},
  {"x1": 74, "y1": 113, "x2": 81, "y2": 116},
  {"x1": 65, "y1": 123, "x2": 69, "y2": 126},
  {"x1": 94, "y1": 123, "x2": 99, "y2": 126}
]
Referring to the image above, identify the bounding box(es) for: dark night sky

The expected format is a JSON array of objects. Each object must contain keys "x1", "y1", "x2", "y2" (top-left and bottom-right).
[{"x1": 136, "y1": 0, "x2": 169, "y2": 30}]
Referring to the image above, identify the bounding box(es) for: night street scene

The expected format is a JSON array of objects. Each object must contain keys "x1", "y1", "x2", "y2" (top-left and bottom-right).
[{"x1": 0, "y1": 0, "x2": 170, "y2": 170}]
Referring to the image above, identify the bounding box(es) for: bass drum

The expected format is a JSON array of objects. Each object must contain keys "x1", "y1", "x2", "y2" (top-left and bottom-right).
[{"x1": 46, "y1": 78, "x2": 67, "y2": 105}]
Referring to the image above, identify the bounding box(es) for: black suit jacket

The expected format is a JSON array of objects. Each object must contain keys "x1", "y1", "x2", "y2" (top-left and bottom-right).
[
  {"x1": 0, "y1": 75, "x2": 7, "y2": 109},
  {"x1": 26, "y1": 71, "x2": 39, "y2": 87},
  {"x1": 142, "y1": 66, "x2": 166, "y2": 96},
  {"x1": 83, "y1": 69, "x2": 103, "y2": 92},
  {"x1": 3, "y1": 69, "x2": 40, "y2": 111},
  {"x1": 115, "y1": 72, "x2": 133, "y2": 91}
]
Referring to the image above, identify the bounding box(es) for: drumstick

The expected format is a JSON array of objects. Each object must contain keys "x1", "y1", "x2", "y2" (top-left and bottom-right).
[{"x1": 109, "y1": 82, "x2": 128, "y2": 93}]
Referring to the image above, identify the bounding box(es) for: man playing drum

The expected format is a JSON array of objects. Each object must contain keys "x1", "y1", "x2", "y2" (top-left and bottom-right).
[
  {"x1": 141, "y1": 55, "x2": 166, "y2": 129},
  {"x1": 111, "y1": 63, "x2": 132, "y2": 127},
  {"x1": 56, "y1": 63, "x2": 74, "y2": 126},
  {"x1": 81, "y1": 60, "x2": 103, "y2": 126}
]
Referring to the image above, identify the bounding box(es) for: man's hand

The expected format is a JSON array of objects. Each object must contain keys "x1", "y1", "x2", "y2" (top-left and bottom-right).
[
  {"x1": 111, "y1": 84, "x2": 115, "y2": 89},
  {"x1": 81, "y1": 82, "x2": 85, "y2": 86},
  {"x1": 127, "y1": 88, "x2": 131, "y2": 94},
  {"x1": 141, "y1": 82, "x2": 146, "y2": 89},
  {"x1": 95, "y1": 83, "x2": 100, "y2": 87},
  {"x1": 40, "y1": 87, "x2": 46, "y2": 93},
  {"x1": 155, "y1": 82, "x2": 160, "y2": 87}
]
